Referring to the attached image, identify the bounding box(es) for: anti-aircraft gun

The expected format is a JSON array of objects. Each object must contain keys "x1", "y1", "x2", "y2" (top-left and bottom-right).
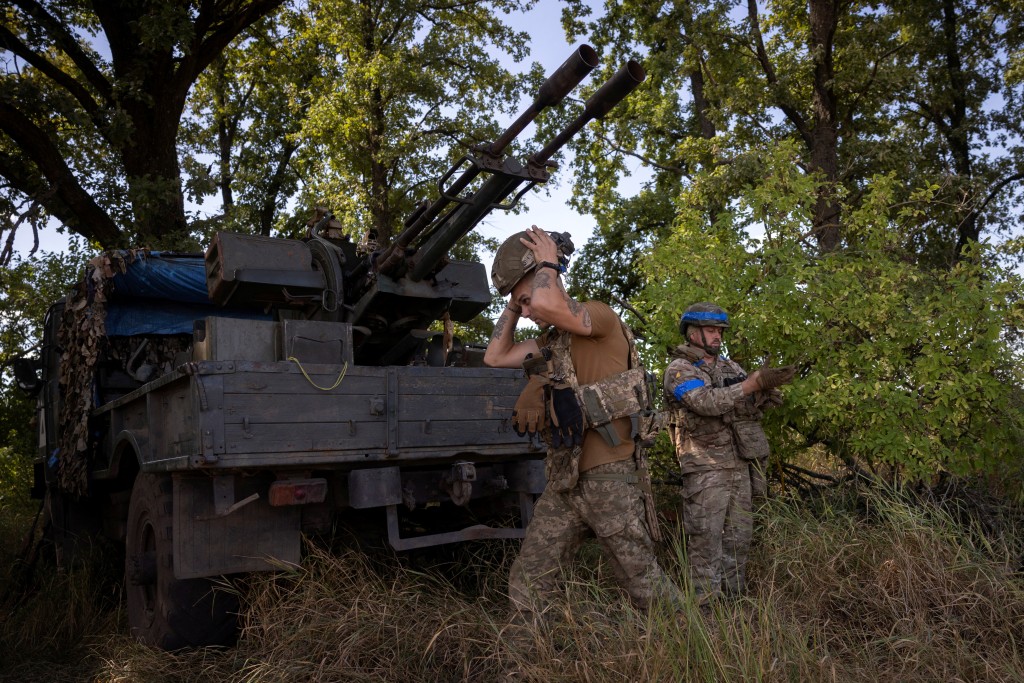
[
  {"x1": 19, "y1": 46, "x2": 645, "y2": 650},
  {"x1": 205, "y1": 44, "x2": 645, "y2": 366}
]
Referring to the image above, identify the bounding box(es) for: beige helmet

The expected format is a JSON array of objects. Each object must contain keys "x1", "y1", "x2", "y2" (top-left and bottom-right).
[{"x1": 490, "y1": 230, "x2": 575, "y2": 296}]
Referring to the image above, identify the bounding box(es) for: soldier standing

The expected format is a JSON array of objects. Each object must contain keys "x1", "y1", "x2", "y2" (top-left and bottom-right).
[
  {"x1": 663, "y1": 302, "x2": 795, "y2": 602},
  {"x1": 484, "y1": 225, "x2": 684, "y2": 630}
]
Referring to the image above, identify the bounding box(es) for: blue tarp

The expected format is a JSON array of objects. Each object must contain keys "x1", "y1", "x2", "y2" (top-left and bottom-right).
[
  {"x1": 105, "y1": 300, "x2": 272, "y2": 336},
  {"x1": 108, "y1": 253, "x2": 211, "y2": 304},
  {"x1": 103, "y1": 253, "x2": 270, "y2": 336}
]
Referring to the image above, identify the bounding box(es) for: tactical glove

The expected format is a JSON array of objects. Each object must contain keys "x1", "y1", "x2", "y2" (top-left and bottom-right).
[
  {"x1": 548, "y1": 384, "x2": 586, "y2": 448},
  {"x1": 512, "y1": 376, "x2": 547, "y2": 437},
  {"x1": 753, "y1": 365, "x2": 797, "y2": 391},
  {"x1": 754, "y1": 388, "x2": 784, "y2": 409}
]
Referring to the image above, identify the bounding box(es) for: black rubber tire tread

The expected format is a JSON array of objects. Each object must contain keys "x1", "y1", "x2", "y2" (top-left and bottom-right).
[{"x1": 125, "y1": 473, "x2": 239, "y2": 650}]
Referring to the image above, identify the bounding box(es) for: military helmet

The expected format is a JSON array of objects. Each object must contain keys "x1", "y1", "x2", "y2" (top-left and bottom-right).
[
  {"x1": 490, "y1": 230, "x2": 575, "y2": 296},
  {"x1": 679, "y1": 302, "x2": 730, "y2": 336}
]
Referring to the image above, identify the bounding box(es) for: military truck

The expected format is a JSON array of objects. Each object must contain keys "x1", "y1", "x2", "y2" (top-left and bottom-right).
[{"x1": 13, "y1": 46, "x2": 646, "y2": 649}]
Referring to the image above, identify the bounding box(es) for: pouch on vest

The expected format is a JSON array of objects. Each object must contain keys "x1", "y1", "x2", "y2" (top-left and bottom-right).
[
  {"x1": 522, "y1": 349, "x2": 551, "y2": 379},
  {"x1": 579, "y1": 367, "x2": 647, "y2": 447},
  {"x1": 545, "y1": 444, "x2": 581, "y2": 493},
  {"x1": 732, "y1": 419, "x2": 770, "y2": 460}
]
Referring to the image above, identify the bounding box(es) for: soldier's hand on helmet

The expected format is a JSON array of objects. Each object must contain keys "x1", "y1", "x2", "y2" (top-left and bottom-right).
[
  {"x1": 750, "y1": 365, "x2": 798, "y2": 391},
  {"x1": 520, "y1": 225, "x2": 560, "y2": 265},
  {"x1": 512, "y1": 376, "x2": 547, "y2": 437},
  {"x1": 548, "y1": 384, "x2": 586, "y2": 448}
]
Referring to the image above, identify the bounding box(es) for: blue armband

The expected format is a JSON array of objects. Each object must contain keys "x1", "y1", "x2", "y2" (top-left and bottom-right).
[{"x1": 673, "y1": 378, "x2": 705, "y2": 400}]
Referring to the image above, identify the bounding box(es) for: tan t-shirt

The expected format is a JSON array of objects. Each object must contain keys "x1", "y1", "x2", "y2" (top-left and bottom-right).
[{"x1": 565, "y1": 301, "x2": 635, "y2": 471}]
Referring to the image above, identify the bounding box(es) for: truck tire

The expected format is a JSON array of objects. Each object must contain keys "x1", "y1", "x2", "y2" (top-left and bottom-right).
[{"x1": 125, "y1": 473, "x2": 238, "y2": 649}]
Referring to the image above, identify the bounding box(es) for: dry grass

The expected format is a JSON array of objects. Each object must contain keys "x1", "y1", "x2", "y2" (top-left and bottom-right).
[{"x1": 1, "y1": 487, "x2": 1022, "y2": 683}]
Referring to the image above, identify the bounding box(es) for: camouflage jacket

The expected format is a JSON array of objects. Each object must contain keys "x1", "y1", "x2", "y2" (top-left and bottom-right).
[{"x1": 662, "y1": 344, "x2": 762, "y2": 473}]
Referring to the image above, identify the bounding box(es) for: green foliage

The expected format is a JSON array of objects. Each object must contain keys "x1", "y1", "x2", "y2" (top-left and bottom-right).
[
  {"x1": 181, "y1": 0, "x2": 536, "y2": 246},
  {"x1": 560, "y1": 0, "x2": 1024, "y2": 297},
  {"x1": 2, "y1": 0, "x2": 287, "y2": 248},
  {"x1": 642, "y1": 144, "x2": 1024, "y2": 493},
  {"x1": 0, "y1": 245, "x2": 87, "y2": 483}
]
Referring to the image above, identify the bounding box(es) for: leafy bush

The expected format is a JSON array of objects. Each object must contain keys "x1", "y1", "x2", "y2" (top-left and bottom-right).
[{"x1": 641, "y1": 143, "x2": 1024, "y2": 496}]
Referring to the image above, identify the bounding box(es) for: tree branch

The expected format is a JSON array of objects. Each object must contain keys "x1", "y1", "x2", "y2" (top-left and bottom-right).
[
  {"x1": 594, "y1": 132, "x2": 687, "y2": 176},
  {"x1": 10, "y1": 0, "x2": 113, "y2": 102},
  {"x1": 0, "y1": 101, "x2": 122, "y2": 246}
]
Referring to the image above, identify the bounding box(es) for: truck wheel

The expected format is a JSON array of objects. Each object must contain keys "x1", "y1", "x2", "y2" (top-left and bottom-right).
[{"x1": 125, "y1": 473, "x2": 238, "y2": 649}]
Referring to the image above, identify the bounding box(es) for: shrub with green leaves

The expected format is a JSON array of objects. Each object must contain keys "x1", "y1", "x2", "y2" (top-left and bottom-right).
[{"x1": 641, "y1": 143, "x2": 1024, "y2": 496}]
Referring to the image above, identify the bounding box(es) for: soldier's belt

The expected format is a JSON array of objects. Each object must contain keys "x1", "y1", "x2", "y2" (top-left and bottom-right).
[{"x1": 579, "y1": 471, "x2": 640, "y2": 484}]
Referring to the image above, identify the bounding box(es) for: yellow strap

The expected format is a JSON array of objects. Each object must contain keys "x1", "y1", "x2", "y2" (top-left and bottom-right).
[{"x1": 287, "y1": 356, "x2": 348, "y2": 391}]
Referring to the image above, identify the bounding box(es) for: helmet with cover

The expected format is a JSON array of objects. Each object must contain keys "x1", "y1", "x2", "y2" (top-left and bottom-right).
[
  {"x1": 679, "y1": 302, "x2": 730, "y2": 336},
  {"x1": 490, "y1": 230, "x2": 575, "y2": 296}
]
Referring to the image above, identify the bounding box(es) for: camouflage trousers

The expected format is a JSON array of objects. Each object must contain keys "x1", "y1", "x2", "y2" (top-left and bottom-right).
[
  {"x1": 749, "y1": 457, "x2": 769, "y2": 503},
  {"x1": 508, "y1": 459, "x2": 684, "y2": 627},
  {"x1": 680, "y1": 467, "x2": 752, "y2": 600}
]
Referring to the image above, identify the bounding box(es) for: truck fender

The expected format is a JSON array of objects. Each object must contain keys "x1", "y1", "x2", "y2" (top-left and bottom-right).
[{"x1": 110, "y1": 429, "x2": 149, "y2": 478}]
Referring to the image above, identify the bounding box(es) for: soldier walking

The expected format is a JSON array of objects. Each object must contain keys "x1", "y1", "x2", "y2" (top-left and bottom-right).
[
  {"x1": 484, "y1": 225, "x2": 684, "y2": 631},
  {"x1": 663, "y1": 303, "x2": 795, "y2": 603}
]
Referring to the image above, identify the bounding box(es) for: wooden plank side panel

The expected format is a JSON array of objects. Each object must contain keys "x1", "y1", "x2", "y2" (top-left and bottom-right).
[
  {"x1": 223, "y1": 391, "x2": 384, "y2": 425},
  {"x1": 397, "y1": 393, "x2": 517, "y2": 420},
  {"x1": 215, "y1": 363, "x2": 529, "y2": 456},
  {"x1": 220, "y1": 368, "x2": 384, "y2": 396},
  {"x1": 223, "y1": 420, "x2": 388, "y2": 454},
  {"x1": 397, "y1": 371, "x2": 526, "y2": 397},
  {"x1": 397, "y1": 418, "x2": 525, "y2": 448}
]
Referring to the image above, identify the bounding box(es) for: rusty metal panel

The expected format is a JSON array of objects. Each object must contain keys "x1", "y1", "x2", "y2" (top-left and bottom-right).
[
  {"x1": 193, "y1": 374, "x2": 225, "y2": 463},
  {"x1": 386, "y1": 367, "x2": 398, "y2": 457},
  {"x1": 397, "y1": 392, "x2": 516, "y2": 420},
  {"x1": 173, "y1": 473, "x2": 300, "y2": 579},
  {"x1": 223, "y1": 388, "x2": 384, "y2": 424},
  {"x1": 397, "y1": 419, "x2": 519, "y2": 449}
]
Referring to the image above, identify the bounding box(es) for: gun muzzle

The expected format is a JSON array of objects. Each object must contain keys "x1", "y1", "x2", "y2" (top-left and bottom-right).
[
  {"x1": 536, "y1": 44, "x2": 600, "y2": 108},
  {"x1": 531, "y1": 60, "x2": 646, "y2": 164},
  {"x1": 582, "y1": 60, "x2": 646, "y2": 120},
  {"x1": 489, "y1": 44, "x2": 599, "y2": 154}
]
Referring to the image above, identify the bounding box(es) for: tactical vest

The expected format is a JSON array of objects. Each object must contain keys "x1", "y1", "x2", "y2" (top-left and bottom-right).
[
  {"x1": 524, "y1": 317, "x2": 662, "y2": 540},
  {"x1": 526, "y1": 318, "x2": 659, "y2": 448},
  {"x1": 665, "y1": 346, "x2": 768, "y2": 465}
]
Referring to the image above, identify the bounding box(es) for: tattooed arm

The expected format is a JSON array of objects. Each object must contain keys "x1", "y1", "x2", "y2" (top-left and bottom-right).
[
  {"x1": 483, "y1": 304, "x2": 541, "y2": 368},
  {"x1": 520, "y1": 225, "x2": 593, "y2": 337}
]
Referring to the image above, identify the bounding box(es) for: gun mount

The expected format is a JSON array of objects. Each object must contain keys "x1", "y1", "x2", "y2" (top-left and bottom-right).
[{"x1": 204, "y1": 46, "x2": 646, "y2": 366}]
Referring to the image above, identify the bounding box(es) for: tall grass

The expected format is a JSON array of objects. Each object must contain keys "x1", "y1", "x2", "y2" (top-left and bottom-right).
[{"x1": 1, "y1": 486, "x2": 1021, "y2": 682}]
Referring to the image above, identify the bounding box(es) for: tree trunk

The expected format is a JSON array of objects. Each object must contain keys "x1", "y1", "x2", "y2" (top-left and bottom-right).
[
  {"x1": 808, "y1": 0, "x2": 841, "y2": 252},
  {"x1": 941, "y1": 0, "x2": 977, "y2": 262}
]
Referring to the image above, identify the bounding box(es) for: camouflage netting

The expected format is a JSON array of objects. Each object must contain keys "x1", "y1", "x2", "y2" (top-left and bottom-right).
[{"x1": 56, "y1": 250, "x2": 146, "y2": 497}]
